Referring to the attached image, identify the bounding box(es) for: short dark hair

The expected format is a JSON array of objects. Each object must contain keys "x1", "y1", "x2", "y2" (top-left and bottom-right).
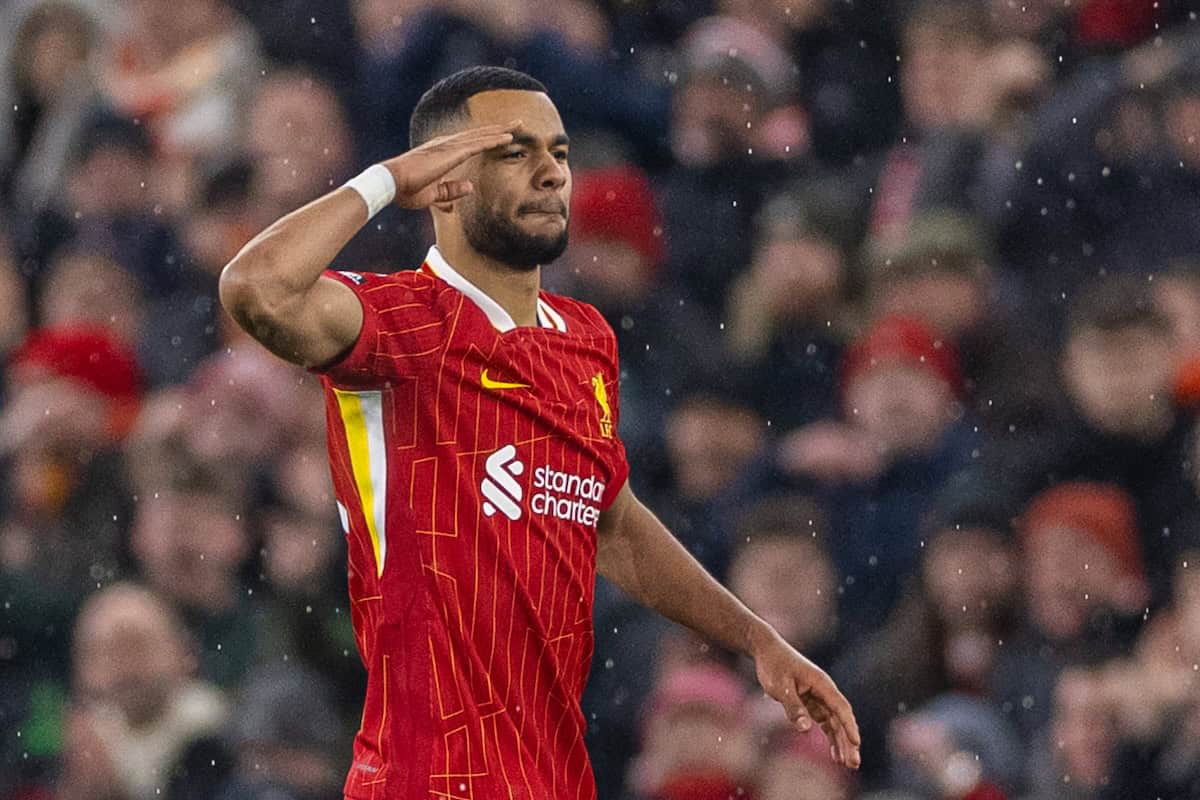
[
  {"x1": 1067, "y1": 274, "x2": 1171, "y2": 337},
  {"x1": 409, "y1": 66, "x2": 547, "y2": 148}
]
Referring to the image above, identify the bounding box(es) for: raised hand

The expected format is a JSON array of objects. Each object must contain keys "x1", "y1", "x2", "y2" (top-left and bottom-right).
[{"x1": 381, "y1": 121, "x2": 520, "y2": 208}]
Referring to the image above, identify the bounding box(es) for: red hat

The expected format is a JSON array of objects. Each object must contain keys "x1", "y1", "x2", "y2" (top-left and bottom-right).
[
  {"x1": 1020, "y1": 481, "x2": 1144, "y2": 580},
  {"x1": 570, "y1": 166, "x2": 665, "y2": 265},
  {"x1": 10, "y1": 325, "x2": 143, "y2": 436},
  {"x1": 841, "y1": 315, "x2": 961, "y2": 396}
]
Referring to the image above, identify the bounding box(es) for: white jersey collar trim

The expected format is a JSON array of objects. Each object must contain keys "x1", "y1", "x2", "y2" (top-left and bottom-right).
[{"x1": 424, "y1": 246, "x2": 562, "y2": 332}]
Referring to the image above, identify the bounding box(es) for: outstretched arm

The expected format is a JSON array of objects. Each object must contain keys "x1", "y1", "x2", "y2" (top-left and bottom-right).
[
  {"x1": 596, "y1": 481, "x2": 862, "y2": 769},
  {"x1": 219, "y1": 123, "x2": 519, "y2": 367}
]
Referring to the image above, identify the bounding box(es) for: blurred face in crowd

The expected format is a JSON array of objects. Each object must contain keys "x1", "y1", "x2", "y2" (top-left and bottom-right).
[
  {"x1": 639, "y1": 703, "x2": 755, "y2": 791},
  {"x1": 665, "y1": 398, "x2": 763, "y2": 502},
  {"x1": 184, "y1": 350, "x2": 298, "y2": 470},
  {"x1": 1, "y1": 369, "x2": 112, "y2": 462},
  {"x1": 125, "y1": 0, "x2": 229, "y2": 55},
  {"x1": 444, "y1": 90, "x2": 571, "y2": 270},
  {"x1": 563, "y1": 239, "x2": 653, "y2": 310},
  {"x1": 67, "y1": 143, "x2": 151, "y2": 217},
  {"x1": 132, "y1": 489, "x2": 250, "y2": 614},
  {"x1": 671, "y1": 72, "x2": 761, "y2": 167},
  {"x1": 1023, "y1": 524, "x2": 1138, "y2": 641},
  {"x1": 73, "y1": 584, "x2": 193, "y2": 727},
  {"x1": 901, "y1": 20, "x2": 986, "y2": 130},
  {"x1": 751, "y1": 234, "x2": 843, "y2": 321},
  {"x1": 262, "y1": 445, "x2": 340, "y2": 595},
  {"x1": 729, "y1": 535, "x2": 836, "y2": 651},
  {"x1": 13, "y1": 3, "x2": 94, "y2": 103},
  {"x1": 1166, "y1": 92, "x2": 1200, "y2": 172},
  {"x1": 757, "y1": 750, "x2": 849, "y2": 800},
  {"x1": 844, "y1": 363, "x2": 955, "y2": 458},
  {"x1": 248, "y1": 74, "x2": 353, "y2": 216},
  {"x1": 40, "y1": 253, "x2": 144, "y2": 345},
  {"x1": 1050, "y1": 668, "x2": 1118, "y2": 790},
  {"x1": 874, "y1": 271, "x2": 987, "y2": 340},
  {"x1": 923, "y1": 527, "x2": 1016, "y2": 630},
  {"x1": 1063, "y1": 324, "x2": 1176, "y2": 439}
]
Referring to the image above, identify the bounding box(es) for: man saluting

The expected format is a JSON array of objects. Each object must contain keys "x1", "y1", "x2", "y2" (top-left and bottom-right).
[{"x1": 220, "y1": 66, "x2": 860, "y2": 799}]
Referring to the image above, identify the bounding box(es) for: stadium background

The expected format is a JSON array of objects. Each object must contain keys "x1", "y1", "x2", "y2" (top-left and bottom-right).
[{"x1": 2, "y1": 0, "x2": 1200, "y2": 798}]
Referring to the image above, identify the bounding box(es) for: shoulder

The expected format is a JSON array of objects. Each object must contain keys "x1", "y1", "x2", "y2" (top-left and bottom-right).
[
  {"x1": 539, "y1": 291, "x2": 615, "y2": 339},
  {"x1": 325, "y1": 267, "x2": 463, "y2": 319}
]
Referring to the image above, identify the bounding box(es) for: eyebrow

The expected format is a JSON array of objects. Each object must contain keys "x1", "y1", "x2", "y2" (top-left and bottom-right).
[{"x1": 510, "y1": 132, "x2": 570, "y2": 149}]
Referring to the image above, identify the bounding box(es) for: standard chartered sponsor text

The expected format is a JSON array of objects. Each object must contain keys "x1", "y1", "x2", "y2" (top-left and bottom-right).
[{"x1": 531, "y1": 464, "x2": 605, "y2": 527}]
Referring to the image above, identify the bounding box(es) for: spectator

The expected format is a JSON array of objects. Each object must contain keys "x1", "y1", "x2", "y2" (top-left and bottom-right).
[
  {"x1": 996, "y1": 482, "x2": 1147, "y2": 745},
  {"x1": 887, "y1": 693, "x2": 1021, "y2": 800},
  {"x1": 659, "y1": 13, "x2": 809, "y2": 315},
  {"x1": 655, "y1": 392, "x2": 765, "y2": 578},
  {"x1": 862, "y1": 210, "x2": 1061, "y2": 438},
  {"x1": 997, "y1": 34, "x2": 1200, "y2": 301},
  {"x1": 1, "y1": 1, "x2": 104, "y2": 213},
  {"x1": 1010, "y1": 276, "x2": 1195, "y2": 602},
  {"x1": 726, "y1": 495, "x2": 841, "y2": 666},
  {"x1": 1024, "y1": 665, "x2": 1123, "y2": 800},
  {"x1": 626, "y1": 663, "x2": 755, "y2": 800},
  {"x1": 0, "y1": 326, "x2": 140, "y2": 598},
  {"x1": 57, "y1": 582, "x2": 230, "y2": 800},
  {"x1": 101, "y1": 0, "x2": 261, "y2": 162},
  {"x1": 38, "y1": 248, "x2": 144, "y2": 346},
  {"x1": 834, "y1": 472, "x2": 1019, "y2": 788},
  {"x1": 216, "y1": 664, "x2": 347, "y2": 800},
  {"x1": 253, "y1": 442, "x2": 364, "y2": 719},
  {"x1": 725, "y1": 186, "x2": 856, "y2": 431},
  {"x1": 770, "y1": 315, "x2": 978, "y2": 633},
  {"x1": 129, "y1": 460, "x2": 258, "y2": 687},
  {"x1": 245, "y1": 69, "x2": 355, "y2": 225}
]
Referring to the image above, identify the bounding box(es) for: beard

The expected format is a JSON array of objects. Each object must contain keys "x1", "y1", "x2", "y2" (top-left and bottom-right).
[{"x1": 461, "y1": 198, "x2": 569, "y2": 271}]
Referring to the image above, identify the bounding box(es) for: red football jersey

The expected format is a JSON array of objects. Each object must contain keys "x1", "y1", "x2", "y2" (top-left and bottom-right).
[{"x1": 315, "y1": 246, "x2": 629, "y2": 799}]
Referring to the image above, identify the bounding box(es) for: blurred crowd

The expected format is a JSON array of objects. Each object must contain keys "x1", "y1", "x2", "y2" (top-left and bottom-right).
[{"x1": 2, "y1": 0, "x2": 1200, "y2": 798}]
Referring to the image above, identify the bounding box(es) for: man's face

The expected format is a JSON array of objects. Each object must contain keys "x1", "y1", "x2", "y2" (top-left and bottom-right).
[
  {"x1": 248, "y1": 78, "x2": 352, "y2": 213},
  {"x1": 923, "y1": 528, "x2": 1015, "y2": 628},
  {"x1": 452, "y1": 90, "x2": 571, "y2": 269},
  {"x1": 844, "y1": 362, "x2": 954, "y2": 457},
  {"x1": 1024, "y1": 525, "x2": 1124, "y2": 641},
  {"x1": 901, "y1": 24, "x2": 985, "y2": 130},
  {"x1": 729, "y1": 536, "x2": 837, "y2": 650},
  {"x1": 1063, "y1": 326, "x2": 1175, "y2": 437},
  {"x1": 74, "y1": 590, "x2": 190, "y2": 727},
  {"x1": 132, "y1": 490, "x2": 249, "y2": 613},
  {"x1": 875, "y1": 271, "x2": 986, "y2": 339}
]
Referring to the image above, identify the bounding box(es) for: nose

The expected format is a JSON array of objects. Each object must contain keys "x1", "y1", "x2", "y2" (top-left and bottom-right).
[{"x1": 533, "y1": 152, "x2": 567, "y2": 191}]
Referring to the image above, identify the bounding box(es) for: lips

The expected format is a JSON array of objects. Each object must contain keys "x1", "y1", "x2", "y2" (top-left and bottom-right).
[{"x1": 520, "y1": 202, "x2": 567, "y2": 217}]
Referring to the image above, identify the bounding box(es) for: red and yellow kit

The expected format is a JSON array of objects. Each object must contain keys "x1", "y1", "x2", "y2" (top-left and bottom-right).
[{"x1": 315, "y1": 247, "x2": 629, "y2": 799}]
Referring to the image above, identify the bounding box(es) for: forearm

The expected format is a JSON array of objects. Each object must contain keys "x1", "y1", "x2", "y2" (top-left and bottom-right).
[{"x1": 597, "y1": 492, "x2": 770, "y2": 656}]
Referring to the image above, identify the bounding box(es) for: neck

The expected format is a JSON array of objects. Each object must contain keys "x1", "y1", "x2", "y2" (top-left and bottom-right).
[{"x1": 436, "y1": 235, "x2": 542, "y2": 328}]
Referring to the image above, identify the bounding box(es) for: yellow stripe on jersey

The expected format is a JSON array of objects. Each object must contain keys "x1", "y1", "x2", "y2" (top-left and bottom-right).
[{"x1": 334, "y1": 388, "x2": 388, "y2": 577}]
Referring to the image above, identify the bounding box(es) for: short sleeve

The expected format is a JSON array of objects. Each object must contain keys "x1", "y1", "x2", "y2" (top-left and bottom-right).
[
  {"x1": 309, "y1": 269, "x2": 440, "y2": 386},
  {"x1": 598, "y1": 313, "x2": 630, "y2": 510}
]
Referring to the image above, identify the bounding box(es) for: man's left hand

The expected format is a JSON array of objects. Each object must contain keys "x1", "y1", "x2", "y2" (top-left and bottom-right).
[{"x1": 750, "y1": 624, "x2": 862, "y2": 769}]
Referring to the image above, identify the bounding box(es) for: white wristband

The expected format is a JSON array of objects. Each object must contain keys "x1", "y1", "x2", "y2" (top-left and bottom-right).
[{"x1": 344, "y1": 164, "x2": 396, "y2": 219}]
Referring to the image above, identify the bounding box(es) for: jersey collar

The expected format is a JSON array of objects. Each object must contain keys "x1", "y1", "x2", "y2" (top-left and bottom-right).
[{"x1": 422, "y1": 246, "x2": 566, "y2": 333}]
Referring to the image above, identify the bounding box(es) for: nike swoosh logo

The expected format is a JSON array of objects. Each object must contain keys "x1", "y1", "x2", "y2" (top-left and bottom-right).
[{"x1": 481, "y1": 369, "x2": 529, "y2": 391}]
